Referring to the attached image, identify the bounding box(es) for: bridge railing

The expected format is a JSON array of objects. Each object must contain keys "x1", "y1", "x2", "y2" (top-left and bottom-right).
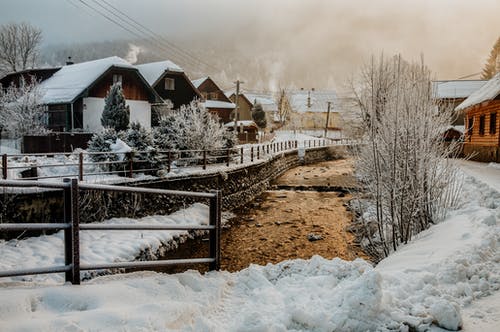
[
  {"x1": 0, "y1": 139, "x2": 355, "y2": 182},
  {"x1": 0, "y1": 178, "x2": 221, "y2": 284}
]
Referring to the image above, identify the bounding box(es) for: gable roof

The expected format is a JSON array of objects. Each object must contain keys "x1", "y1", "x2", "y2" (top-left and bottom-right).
[
  {"x1": 0, "y1": 67, "x2": 61, "y2": 87},
  {"x1": 289, "y1": 90, "x2": 337, "y2": 113},
  {"x1": 39, "y1": 56, "x2": 139, "y2": 104},
  {"x1": 136, "y1": 60, "x2": 183, "y2": 86},
  {"x1": 455, "y1": 73, "x2": 500, "y2": 111},
  {"x1": 243, "y1": 93, "x2": 278, "y2": 112},
  {"x1": 191, "y1": 77, "x2": 209, "y2": 89},
  {"x1": 433, "y1": 80, "x2": 487, "y2": 99}
]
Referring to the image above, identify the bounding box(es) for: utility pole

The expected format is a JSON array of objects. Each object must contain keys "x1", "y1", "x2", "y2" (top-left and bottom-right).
[
  {"x1": 324, "y1": 101, "x2": 331, "y2": 138},
  {"x1": 234, "y1": 80, "x2": 244, "y2": 133}
]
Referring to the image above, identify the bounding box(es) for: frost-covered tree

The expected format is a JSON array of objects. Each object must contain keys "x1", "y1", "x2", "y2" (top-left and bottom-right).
[
  {"x1": 119, "y1": 122, "x2": 159, "y2": 170},
  {"x1": 154, "y1": 101, "x2": 233, "y2": 152},
  {"x1": 87, "y1": 128, "x2": 119, "y2": 163},
  {"x1": 252, "y1": 102, "x2": 267, "y2": 129},
  {"x1": 0, "y1": 22, "x2": 42, "y2": 73},
  {"x1": 0, "y1": 78, "x2": 48, "y2": 138},
  {"x1": 481, "y1": 37, "x2": 500, "y2": 80},
  {"x1": 351, "y1": 54, "x2": 461, "y2": 258},
  {"x1": 101, "y1": 83, "x2": 130, "y2": 131}
]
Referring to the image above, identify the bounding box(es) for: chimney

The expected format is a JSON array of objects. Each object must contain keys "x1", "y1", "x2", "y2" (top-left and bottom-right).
[{"x1": 66, "y1": 56, "x2": 74, "y2": 65}]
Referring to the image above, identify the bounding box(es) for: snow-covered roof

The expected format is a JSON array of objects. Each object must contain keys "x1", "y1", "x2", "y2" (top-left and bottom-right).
[
  {"x1": 445, "y1": 125, "x2": 465, "y2": 134},
  {"x1": 433, "y1": 80, "x2": 487, "y2": 99},
  {"x1": 40, "y1": 56, "x2": 135, "y2": 104},
  {"x1": 224, "y1": 120, "x2": 257, "y2": 128},
  {"x1": 289, "y1": 90, "x2": 337, "y2": 113},
  {"x1": 203, "y1": 100, "x2": 235, "y2": 109},
  {"x1": 455, "y1": 73, "x2": 500, "y2": 111},
  {"x1": 192, "y1": 77, "x2": 209, "y2": 89},
  {"x1": 136, "y1": 60, "x2": 183, "y2": 86},
  {"x1": 243, "y1": 93, "x2": 277, "y2": 112}
]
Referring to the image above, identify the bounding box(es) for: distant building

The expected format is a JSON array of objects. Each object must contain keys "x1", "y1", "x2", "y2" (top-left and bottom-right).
[
  {"x1": 242, "y1": 92, "x2": 281, "y2": 131},
  {"x1": 192, "y1": 77, "x2": 235, "y2": 123},
  {"x1": 432, "y1": 80, "x2": 487, "y2": 125},
  {"x1": 0, "y1": 68, "x2": 61, "y2": 90},
  {"x1": 455, "y1": 74, "x2": 500, "y2": 162},
  {"x1": 39, "y1": 56, "x2": 160, "y2": 132},
  {"x1": 287, "y1": 89, "x2": 340, "y2": 131}
]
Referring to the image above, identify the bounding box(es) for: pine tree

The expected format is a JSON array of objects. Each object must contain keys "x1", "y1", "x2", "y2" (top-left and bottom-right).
[
  {"x1": 481, "y1": 37, "x2": 500, "y2": 79},
  {"x1": 101, "y1": 83, "x2": 130, "y2": 131},
  {"x1": 252, "y1": 102, "x2": 267, "y2": 129}
]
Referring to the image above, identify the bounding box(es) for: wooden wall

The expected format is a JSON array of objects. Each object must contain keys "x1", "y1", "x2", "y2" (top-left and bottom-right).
[
  {"x1": 464, "y1": 99, "x2": 500, "y2": 146},
  {"x1": 88, "y1": 69, "x2": 150, "y2": 101},
  {"x1": 153, "y1": 72, "x2": 201, "y2": 110}
]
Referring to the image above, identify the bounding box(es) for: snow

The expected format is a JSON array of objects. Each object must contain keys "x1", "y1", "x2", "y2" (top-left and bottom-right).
[
  {"x1": 433, "y1": 80, "x2": 487, "y2": 99},
  {"x1": 136, "y1": 60, "x2": 183, "y2": 86},
  {"x1": 455, "y1": 72, "x2": 500, "y2": 111},
  {"x1": 244, "y1": 92, "x2": 278, "y2": 112},
  {"x1": 289, "y1": 90, "x2": 337, "y2": 113},
  {"x1": 191, "y1": 76, "x2": 208, "y2": 89},
  {"x1": 224, "y1": 120, "x2": 257, "y2": 128},
  {"x1": 39, "y1": 57, "x2": 135, "y2": 104},
  {"x1": 0, "y1": 159, "x2": 498, "y2": 331},
  {"x1": 203, "y1": 100, "x2": 235, "y2": 109}
]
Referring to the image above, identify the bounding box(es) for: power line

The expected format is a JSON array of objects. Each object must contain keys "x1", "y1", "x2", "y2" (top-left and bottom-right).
[{"x1": 66, "y1": 0, "x2": 220, "y2": 74}]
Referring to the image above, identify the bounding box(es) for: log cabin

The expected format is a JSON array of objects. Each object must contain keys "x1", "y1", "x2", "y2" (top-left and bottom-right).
[
  {"x1": 136, "y1": 60, "x2": 202, "y2": 110},
  {"x1": 455, "y1": 73, "x2": 500, "y2": 162},
  {"x1": 39, "y1": 57, "x2": 160, "y2": 133},
  {"x1": 191, "y1": 77, "x2": 235, "y2": 123},
  {"x1": 0, "y1": 67, "x2": 61, "y2": 91}
]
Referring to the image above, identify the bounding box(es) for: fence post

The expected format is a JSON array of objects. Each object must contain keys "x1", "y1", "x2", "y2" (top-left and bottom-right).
[
  {"x1": 127, "y1": 152, "x2": 134, "y2": 178},
  {"x1": 78, "y1": 153, "x2": 83, "y2": 181},
  {"x1": 251, "y1": 146, "x2": 254, "y2": 162},
  {"x1": 226, "y1": 149, "x2": 230, "y2": 167},
  {"x1": 240, "y1": 147, "x2": 244, "y2": 164},
  {"x1": 280, "y1": 142, "x2": 283, "y2": 151},
  {"x1": 167, "y1": 151, "x2": 171, "y2": 173},
  {"x1": 2, "y1": 154, "x2": 7, "y2": 180},
  {"x1": 63, "y1": 178, "x2": 72, "y2": 283},
  {"x1": 63, "y1": 178, "x2": 80, "y2": 285},
  {"x1": 295, "y1": 140, "x2": 298, "y2": 148},
  {"x1": 203, "y1": 150, "x2": 207, "y2": 170},
  {"x1": 257, "y1": 145, "x2": 260, "y2": 160},
  {"x1": 266, "y1": 144, "x2": 269, "y2": 154},
  {"x1": 209, "y1": 190, "x2": 221, "y2": 271}
]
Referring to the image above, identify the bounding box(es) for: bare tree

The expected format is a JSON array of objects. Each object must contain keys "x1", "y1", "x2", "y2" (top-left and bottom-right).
[
  {"x1": 351, "y1": 54, "x2": 462, "y2": 258},
  {"x1": 0, "y1": 22, "x2": 42, "y2": 73}
]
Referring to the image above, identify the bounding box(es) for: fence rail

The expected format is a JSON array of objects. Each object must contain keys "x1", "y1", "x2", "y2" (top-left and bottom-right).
[
  {"x1": 0, "y1": 139, "x2": 356, "y2": 182},
  {"x1": 0, "y1": 178, "x2": 221, "y2": 284}
]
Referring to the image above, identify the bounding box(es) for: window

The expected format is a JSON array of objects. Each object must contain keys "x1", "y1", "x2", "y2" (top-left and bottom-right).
[
  {"x1": 479, "y1": 115, "x2": 485, "y2": 135},
  {"x1": 113, "y1": 74, "x2": 122, "y2": 85},
  {"x1": 467, "y1": 117, "x2": 473, "y2": 141},
  {"x1": 210, "y1": 92, "x2": 218, "y2": 100},
  {"x1": 164, "y1": 78, "x2": 175, "y2": 90},
  {"x1": 490, "y1": 112, "x2": 497, "y2": 134}
]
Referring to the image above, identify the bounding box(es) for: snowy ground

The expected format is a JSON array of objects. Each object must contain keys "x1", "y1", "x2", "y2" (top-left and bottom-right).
[{"x1": 0, "y1": 160, "x2": 498, "y2": 331}]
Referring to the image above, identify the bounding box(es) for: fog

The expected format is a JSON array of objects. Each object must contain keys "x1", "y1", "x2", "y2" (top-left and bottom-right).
[{"x1": 1, "y1": 0, "x2": 499, "y2": 90}]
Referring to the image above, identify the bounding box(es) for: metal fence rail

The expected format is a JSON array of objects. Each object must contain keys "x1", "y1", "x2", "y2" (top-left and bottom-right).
[{"x1": 0, "y1": 178, "x2": 221, "y2": 284}]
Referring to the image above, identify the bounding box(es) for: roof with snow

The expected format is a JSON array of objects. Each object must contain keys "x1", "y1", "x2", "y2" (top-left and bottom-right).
[
  {"x1": 192, "y1": 77, "x2": 209, "y2": 89},
  {"x1": 455, "y1": 73, "x2": 500, "y2": 111},
  {"x1": 289, "y1": 90, "x2": 337, "y2": 113},
  {"x1": 203, "y1": 100, "x2": 235, "y2": 109},
  {"x1": 40, "y1": 56, "x2": 136, "y2": 104},
  {"x1": 433, "y1": 80, "x2": 487, "y2": 99},
  {"x1": 243, "y1": 93, "x2": 278, "y2": 112},
  {"x1": 224, "y1": 120, "x2": 258, "y2": 128},
  {"x1": 136, "y1": 60, "x2": 184, "y2": 86}
]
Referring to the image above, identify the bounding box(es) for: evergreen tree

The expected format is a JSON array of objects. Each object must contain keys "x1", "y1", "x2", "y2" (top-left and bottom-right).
[
  {"x1": 101, "y1": 83, "x2": 130, "y2": 131},
  {"x1": 87, "y1": 127, "x2": 119, "y2": 162},
  {"x1": 481, "y1": 37, "x2": 500, "y2": 79},
  {"x1": 252, "y1": 102, "x2": 267, "y2": 129}
]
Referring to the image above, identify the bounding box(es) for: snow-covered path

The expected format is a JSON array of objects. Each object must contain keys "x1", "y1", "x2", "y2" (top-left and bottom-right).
[{"x1": 0, "y1": 160, "x2": 498, "y2": 331}]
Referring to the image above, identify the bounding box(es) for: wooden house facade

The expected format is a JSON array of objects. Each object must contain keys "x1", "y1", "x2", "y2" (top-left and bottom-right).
[
  {"x1": 136, "y1": 60, "x2": 201, "y2": 111},
  {"x1": 40, "y1": 56, "x2": 160, "y2": 132},
  {"x1": 228, "y1": 93, "x2": 253, "y2": 122},
  {"x1": 0, "y1": 68, "x2": 61, "y2": 90},
  {"x1": 192, "y1": 77, "x2": 235, "y2": 123},
  {"x1": 455, "y1": 74, "x2": 500, "y2": 162}
]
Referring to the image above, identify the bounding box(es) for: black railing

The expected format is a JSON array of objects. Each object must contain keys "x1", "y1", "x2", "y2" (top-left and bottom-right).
[{"x1": 0, "y1": 178, "x2": 221, "y2": 284}]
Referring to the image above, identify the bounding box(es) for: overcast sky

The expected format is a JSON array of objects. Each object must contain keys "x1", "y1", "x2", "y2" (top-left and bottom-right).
[{"x1": 1, "y1": 0, "x2": 499, "y2": 89}]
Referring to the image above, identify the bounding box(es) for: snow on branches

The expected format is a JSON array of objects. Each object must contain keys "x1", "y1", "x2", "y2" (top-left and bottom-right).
[
  {"x1": 101, "y1": 82, "x2": 130, "y2": 131},
  {"x1": 351, "y1": 54, "x2": 462, "y2": 258}
]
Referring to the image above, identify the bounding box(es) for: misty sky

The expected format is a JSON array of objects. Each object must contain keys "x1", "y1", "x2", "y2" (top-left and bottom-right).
[{"x1": 1, "y1": 0, "x2": 499, "y2": 90}]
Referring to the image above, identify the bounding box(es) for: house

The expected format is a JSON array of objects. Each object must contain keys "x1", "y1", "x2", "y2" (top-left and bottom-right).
[
  {"x1": 287, "y1": 89, "x2": 341, "y2": 133},
  {"x1": 136, "y1": 60, "x2": 201, "y2": 110},
  {"x1": 242, "y1": 92, "x2": 282, "y2": 131},
  {"x1": 192, "y1": 77, "x2": 235, "y2": 123},
  {"x1": 433, "y1": 80, "x2": 487, "y2": 125},
  {"x1": 39, "y1": 56, "x2": 160, "y2": 132},
  {"x1": 0, "y1": 67, "x2": 61, "y2": 90},
  {"x1": 455, "y1": 73, "x2": 500, "y2": 162},
  {"x1": 227, "y1": 93, "x2": 253, "y2": 122},
  {"x1": 224, "y1": 120, "x2": 259, "y2": 143}
]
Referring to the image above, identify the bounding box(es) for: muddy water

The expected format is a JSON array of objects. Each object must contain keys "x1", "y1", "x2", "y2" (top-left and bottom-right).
[{"x1": 157, "y1": 159, "x2": 369, "y2": 273}]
